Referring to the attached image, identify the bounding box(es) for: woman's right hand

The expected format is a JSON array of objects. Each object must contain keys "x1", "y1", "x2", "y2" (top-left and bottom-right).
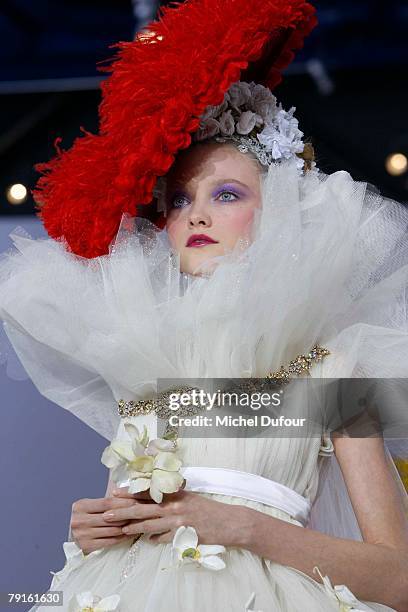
[{"x1": 70, "y1": 496, "x2": 138, "y2": 554}]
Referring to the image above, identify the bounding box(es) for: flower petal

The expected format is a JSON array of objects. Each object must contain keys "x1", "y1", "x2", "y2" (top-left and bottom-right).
[
  {"x1": 172, "y1": 526, "x2": 198, "y2": 552},
  {"x1": 236, "y1": 110, "x2": 257, "y2": 135},
  {"x1": 146, "y1": 438, "x2": 177, "y2": 455},
  {"x1": 128, "y1": 478, "x2": 151, "y2": 493},
  {"x1": 128, "y1": 470, "x2": 152, "y2": 479},
  {"x1": 123, "y1": 421, "x2": 141, "y2": 440},
  {"x1": 334, "y1": 584, "x2": 358, "y2": 604},
  {"x1": 131, "y1": 439, "x2": 147, "y2": 457},
  {"x1": 149, "y1": 482, "x2": 163, "y2": 503},
  {"x1": 100, "y1": 446, "x2": 121, "y2": 469},
  {"x1": 197, "y1": 544, "x2": 226, "y2": 556},
  {"x1": 110, "y1": 440, "x2": 135, "y2": 462},
  {"x1": 153, "y1": 452, "x2": 182, "y2": 472},
  {"x1": 199, "y1": 555, "x2": 226, "y2": 570},
  {"x1": 76, "y1": 591, "x2": 94, "y2": 607},
  {"x1": 130, "y1": 455, "x2": 154, "y2": 473},
  {"x1": 95, "y1": 594, "x2": 121, "y2": 611},
  {"x1": 151, "y1": 469, "x2": 184, "y2": 494},
  {"x1": 111, "y1": 464, "x2": 130, "y2": 484}
]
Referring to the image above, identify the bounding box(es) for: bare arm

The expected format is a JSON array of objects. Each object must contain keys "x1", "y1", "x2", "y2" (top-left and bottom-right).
[
  {"x1": 241, "y1": 437, "x2": 408, "y2": 610},
  {"x1": 98, "y1": 437, "x2": 408, "y2": 608}
]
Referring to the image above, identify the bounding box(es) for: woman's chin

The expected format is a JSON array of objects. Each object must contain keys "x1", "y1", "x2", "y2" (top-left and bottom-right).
[{"x1": 181, "y1": 253, "x2": 220, "y2": 277}]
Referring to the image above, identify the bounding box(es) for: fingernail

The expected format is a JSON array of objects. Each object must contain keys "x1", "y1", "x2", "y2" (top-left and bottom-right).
[{"x1": 103, "y1": 512, "x2": 116, "y2": 520}]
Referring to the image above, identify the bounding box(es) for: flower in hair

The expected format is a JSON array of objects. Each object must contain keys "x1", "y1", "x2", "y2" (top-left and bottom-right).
[
  {"x1": 193, "y1": 81, "x2": 307, "y2": 170},
  {"x1": 257, "y1": 105, "x2": 304, "y2": 161}
]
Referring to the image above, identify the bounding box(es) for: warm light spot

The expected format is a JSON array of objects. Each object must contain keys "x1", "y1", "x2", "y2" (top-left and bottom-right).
[
  {"x1": 136, "y1": 29, "x2": 164, "y2": 43},
  {"x1": 385, "y1": 153, "x2": 408, "y2": 176},
  {"x1": 6, "y1": 183, "x2": 28, "y2": 205}
]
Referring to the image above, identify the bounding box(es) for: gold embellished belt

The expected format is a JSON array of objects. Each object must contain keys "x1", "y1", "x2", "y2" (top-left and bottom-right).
[{"x1": 117, "y1": 344, "x2": 330, "y2": 424}]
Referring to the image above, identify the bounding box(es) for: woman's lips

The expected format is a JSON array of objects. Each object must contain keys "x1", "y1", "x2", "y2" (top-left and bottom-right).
[
  {"x1": 187, "y1": 239, "x2": 217, "y2": 247},
  {"x1": 186, "y1": 234, "x2": 218, "y2": 247}
]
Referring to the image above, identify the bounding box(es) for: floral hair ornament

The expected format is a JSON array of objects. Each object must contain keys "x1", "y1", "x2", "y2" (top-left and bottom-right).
[
  {"x1": 33, "y1": 0, "x2": 317, "y2": 258},
  {"x1": 154, "y1": 79, "x2": 316, "y2": 217},
  {"x1": 194, "y1": 80, "x2": 312, "y2": 170}
]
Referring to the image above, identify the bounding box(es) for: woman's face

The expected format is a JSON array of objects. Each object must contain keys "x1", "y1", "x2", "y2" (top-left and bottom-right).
[{"x1": 165, "y1": 142, "x2": 262, "y2": 275}]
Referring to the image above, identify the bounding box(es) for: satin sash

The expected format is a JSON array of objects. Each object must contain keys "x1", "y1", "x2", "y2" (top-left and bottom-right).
[
  {"x1": 180, "y1": 466, "x2": 311, "y2": 526},
  {"x1": 117, "y1": 465, "x2": 311, "y2": 526}
]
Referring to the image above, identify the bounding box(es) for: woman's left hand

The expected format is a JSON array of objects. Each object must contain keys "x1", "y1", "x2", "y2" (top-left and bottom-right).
[{"x1": 102, "y1": 487, "x2": 252, "y2": 546}]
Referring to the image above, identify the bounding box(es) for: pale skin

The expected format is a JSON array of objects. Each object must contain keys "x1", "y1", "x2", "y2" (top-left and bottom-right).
[{"x1": 70, "y1": 143, "x2": 408, "y2": 610}]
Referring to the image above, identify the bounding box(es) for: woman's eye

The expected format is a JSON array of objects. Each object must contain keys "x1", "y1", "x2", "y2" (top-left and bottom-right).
[
  {"x1": 171, "y1": 195, "x2": 189, "y2": 208},
  {"x1": 218, "y1": 191, "x2": 238, "y2": 203}
]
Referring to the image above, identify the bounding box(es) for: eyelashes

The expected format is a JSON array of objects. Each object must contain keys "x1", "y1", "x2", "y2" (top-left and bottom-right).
[{"x1": 170, "y1": 189, "x2": 240, "y2": 209}]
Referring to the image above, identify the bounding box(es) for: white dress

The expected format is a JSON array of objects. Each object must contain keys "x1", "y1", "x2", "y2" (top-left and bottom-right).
[
  {"x1": 35, "y1": 433, "x2": 394, "y2": 612},
  {"x1": 0, "y1": 159, "x2": 407, "y2": 611}
]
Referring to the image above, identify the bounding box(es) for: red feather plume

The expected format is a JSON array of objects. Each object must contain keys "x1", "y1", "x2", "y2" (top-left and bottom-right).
[{"x1": 34, "y1": 0, "x2": 317, "y2": 258}]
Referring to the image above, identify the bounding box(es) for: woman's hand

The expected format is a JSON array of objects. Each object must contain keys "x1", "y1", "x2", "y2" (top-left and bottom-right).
[
  {"x1": 70, "y1": 496, "x2": 143, "y2": 554},
  {"x1": 104, "y1": 487, "x2": 252, "y2": 547}
]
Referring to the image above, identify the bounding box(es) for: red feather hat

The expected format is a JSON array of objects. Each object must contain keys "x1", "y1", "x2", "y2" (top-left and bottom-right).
[{"x1": 33, "y1": 0, "x2": 317, "y2": 259}]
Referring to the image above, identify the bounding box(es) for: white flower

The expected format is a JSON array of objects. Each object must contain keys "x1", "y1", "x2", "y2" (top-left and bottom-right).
[
  {"x1": 68, "y1": 591, "x2": 120, "y2": 612},
  {"x1": 218, "y1": 110, "x2": 235, "y2": 136},
  {"x1": 145, "y1": 436, "x2": 179, "y2": 455},
  {"x1": 245, "y1": 592, "x2": 264, "y2": 612},
  {"x1": 257, "y1": 106, "x2": 304, "y2": 161},
  {"x1": 192, "y1": 80, "x2": 306, "y2": 172},
  {"x1": 101, "y1": 423, "x2": 184, "y2": 503},
  {"x1": 313, "y1": 567, "x2": 375, "y2": 612},
  {"x1": 172, "y1": 526, "x2": 226, "y2": 571},
  {"x1": 236, "y1": 111, "x2": 261, "y2": 135}
]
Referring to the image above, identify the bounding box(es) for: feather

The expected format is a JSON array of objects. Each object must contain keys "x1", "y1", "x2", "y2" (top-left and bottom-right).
[{"x1": 33, "y1": 0, "x2": 317, "y2": 258}]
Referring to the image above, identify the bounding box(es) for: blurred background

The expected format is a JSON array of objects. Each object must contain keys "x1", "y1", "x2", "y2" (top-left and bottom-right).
[
  {"x1": 1, "y1": 0, "x2": 408, "y2": 218},
  {"x1": 0, "y1": 1, "x2": 407, "y2": 608}
]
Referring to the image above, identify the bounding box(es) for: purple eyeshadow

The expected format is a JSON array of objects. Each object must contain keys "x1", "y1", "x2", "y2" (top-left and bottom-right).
[
  {"x1": 168, "y1": 183, "x2": 248, "y2": 206},
  {"x1": 212, "y1": 183, "x2": 246, "y2": 198}
]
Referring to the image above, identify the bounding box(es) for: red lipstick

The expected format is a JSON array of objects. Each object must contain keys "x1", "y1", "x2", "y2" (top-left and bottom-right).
[{"x1": 186, "y1": 234, "x2": 219, "y2": 247}]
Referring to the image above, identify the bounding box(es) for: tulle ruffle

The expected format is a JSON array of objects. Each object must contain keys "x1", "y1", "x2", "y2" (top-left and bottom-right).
[{"x1": 0, "y1": 159, "x2": 407, "y2": 440}]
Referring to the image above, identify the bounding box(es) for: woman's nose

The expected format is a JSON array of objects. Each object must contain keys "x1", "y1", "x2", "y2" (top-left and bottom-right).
[{"x1": 188, "y1": 201, "x2": 212, "y2": 227}]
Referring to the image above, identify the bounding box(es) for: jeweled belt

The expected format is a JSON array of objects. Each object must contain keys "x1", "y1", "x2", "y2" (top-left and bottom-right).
[
  {"x1": 117, "y1": 344, "x2": 330, "y2": 438},
  {"x1": 117, "y1": 466, "x2": 311, "y2": 526}
]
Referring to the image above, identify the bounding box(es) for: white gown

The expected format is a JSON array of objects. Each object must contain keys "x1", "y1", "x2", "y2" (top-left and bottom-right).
[
  {"x1": 0, "y1": 158, "x2": 407, "y2": 611},
  {"x1": 35, "y1": 433, "x2": 394, "y2": 612}
]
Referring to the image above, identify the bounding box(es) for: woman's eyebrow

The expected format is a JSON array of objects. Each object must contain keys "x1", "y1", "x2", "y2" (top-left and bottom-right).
[
  {"x1": 168, "y1": 178, "x2": 249, "y2": 196},
  {"x1": 210, "y1": 178, "x2": 249, "y2": 188}
]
